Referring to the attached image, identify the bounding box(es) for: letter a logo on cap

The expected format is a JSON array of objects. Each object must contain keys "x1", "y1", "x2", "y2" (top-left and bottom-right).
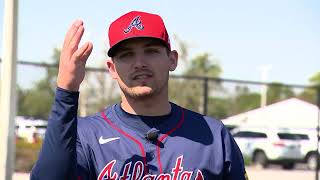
[
  {"x1": 108, "y1": 11, "x2": 171, "y2": 57},
  {"x1": 123, "y1": 16, "x2": 144, "y2": 34}
]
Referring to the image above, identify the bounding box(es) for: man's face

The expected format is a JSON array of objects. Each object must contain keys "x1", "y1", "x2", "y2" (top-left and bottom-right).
[{"x1": 107, "y1": 38, "x2": 178, "y2": 100}]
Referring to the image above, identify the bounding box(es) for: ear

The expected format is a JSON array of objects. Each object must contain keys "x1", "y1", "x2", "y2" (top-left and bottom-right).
[
  {"x1": 106, "y1": 58, "x2": 118, "y2": 79},
  {"x1": 168, "y1": 50, "x2": 178, "y2": 71}
]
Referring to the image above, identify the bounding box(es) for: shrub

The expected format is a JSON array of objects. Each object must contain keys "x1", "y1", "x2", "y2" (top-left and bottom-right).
[
  {"x1": 15, "y1": 138, "x2": 42, "y2": 172},
  {"x1": 244, "y1": 155, "x2": 252, "y2": 166}
]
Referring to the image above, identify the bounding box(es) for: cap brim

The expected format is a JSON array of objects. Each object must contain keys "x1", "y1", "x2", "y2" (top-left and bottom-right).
[{"x1": 107, "y1": 36, "x2": 170, "y2": 57}]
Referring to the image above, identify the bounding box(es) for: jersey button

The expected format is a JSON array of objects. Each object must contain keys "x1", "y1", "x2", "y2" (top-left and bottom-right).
[{"x1": 150, "y1": 152, "x2": 156, "y2": 159}]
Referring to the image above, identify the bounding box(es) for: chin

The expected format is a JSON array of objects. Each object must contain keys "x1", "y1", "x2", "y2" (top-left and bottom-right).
[
  {"x1": 133, "y1": 86, "x2": 154, "y2": 96},
  {"x1": 124, "y1": 86, "x2": 156, "y2": 99}
]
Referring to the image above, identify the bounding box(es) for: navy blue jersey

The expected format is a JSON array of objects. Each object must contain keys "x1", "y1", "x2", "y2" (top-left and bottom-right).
[{"x1": 31, "y1": 88, "x2": 248, "y2": 180}]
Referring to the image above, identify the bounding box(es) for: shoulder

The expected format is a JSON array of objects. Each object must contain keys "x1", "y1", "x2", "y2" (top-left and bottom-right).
[
  {"x1": 173, "y1": 104, "x2": 232, "y2": 145},
  {"x1": 77, "y1": 104, "x2": 115, "y2": 134},
  {"x1": 181, "y1": 106, "x2": 226, "y2": 132}
]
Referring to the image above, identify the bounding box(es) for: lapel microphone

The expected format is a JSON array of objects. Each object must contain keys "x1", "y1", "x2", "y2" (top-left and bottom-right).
[{"x1": 145, "y1": 128, "x2": 160, "y2": 141}]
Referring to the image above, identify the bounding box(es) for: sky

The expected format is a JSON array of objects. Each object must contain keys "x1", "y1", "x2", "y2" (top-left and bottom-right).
[{"x1": 0, "y1": 0, "x2": 320, "y2": 89}]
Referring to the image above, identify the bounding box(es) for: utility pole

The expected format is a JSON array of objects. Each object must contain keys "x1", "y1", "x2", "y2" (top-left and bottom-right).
[
  {"x1": 0, "y1": 0, "x2": 19, "y2": 180},
  {"x1": 316, "y1": 87, "x2": 320, "y2": 180},
  {"x1": 258, "y1": 65, "x2": 271, "y2": 107}
]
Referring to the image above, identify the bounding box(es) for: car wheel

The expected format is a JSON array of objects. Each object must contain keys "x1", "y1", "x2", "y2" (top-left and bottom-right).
[
  {"x1": 307, "y1": 153, "x2": 318, "y2": 170},
  {"x1": 253, "y1": 151, "x2": 268, "y2": 169},
  {"x1": 282, "y1": 162, "x2": 295, "y2": 170}
]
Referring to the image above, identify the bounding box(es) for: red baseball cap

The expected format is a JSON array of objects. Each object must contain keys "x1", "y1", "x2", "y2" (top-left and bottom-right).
[{"x1": 107, "y1": 11, "x2": 171, "y2": 57}]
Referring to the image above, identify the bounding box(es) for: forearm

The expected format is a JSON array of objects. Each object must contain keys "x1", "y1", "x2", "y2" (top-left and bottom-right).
[{"x1": 31, "y1": 87, "x2": 79, "y2": 180}]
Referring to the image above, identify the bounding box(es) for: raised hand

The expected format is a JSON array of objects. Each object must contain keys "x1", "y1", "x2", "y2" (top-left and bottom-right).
[{"x1": 57, "y1": 20, "x2": 93, "y2": 91}]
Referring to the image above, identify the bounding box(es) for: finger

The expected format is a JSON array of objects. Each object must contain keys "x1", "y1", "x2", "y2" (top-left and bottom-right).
[
  {"x1": 80, "y1": 42, "x2": 93, "y2": 62},
  {"x1": 68, "y1": 25, "x2": 85, "y2": 53},
  {"x1": 63, "y1": 20, "x2": 83, "y2": 48},
  {"x1": 72, "y1": 42, "x2": 93, "y2": 63}
]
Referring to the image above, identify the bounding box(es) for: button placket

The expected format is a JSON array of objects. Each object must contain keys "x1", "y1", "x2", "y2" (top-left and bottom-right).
[{"x1": 144, "y1": 137, "x2": 159, "y2": 174}]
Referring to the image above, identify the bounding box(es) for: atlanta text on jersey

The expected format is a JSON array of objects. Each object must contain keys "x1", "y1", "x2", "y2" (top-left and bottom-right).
[{"x1": 98, "y1": 156, "x2": 204, "y2": 180}]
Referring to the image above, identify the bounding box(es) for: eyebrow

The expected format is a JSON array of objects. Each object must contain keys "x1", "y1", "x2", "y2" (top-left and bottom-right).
[
  {"x1": 117, "y1": 41, "x2": 163, "y2": 52},
  {"x1": 115, "y1": 46, "x2": 131, "y2": 52},
  {"x1": 143, "y1": 39, "x2": 164, "y2": 47}
]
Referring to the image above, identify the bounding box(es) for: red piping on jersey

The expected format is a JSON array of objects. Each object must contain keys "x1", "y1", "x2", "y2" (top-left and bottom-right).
[
  {"x1": 101, "y1": 112, "x2": 148, "y2": 175},
  {"x1": 157, "y1": 109, "x2": 185, "y2": 173}
]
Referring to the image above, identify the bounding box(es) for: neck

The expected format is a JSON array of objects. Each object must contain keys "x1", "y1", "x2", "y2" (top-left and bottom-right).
[{"x1": 120, "y1": 93, "x2": 171, "y2": 116}]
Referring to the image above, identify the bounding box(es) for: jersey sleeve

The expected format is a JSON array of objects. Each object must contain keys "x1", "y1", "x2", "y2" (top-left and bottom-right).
[
  {"x1": 222, "y1": 126, "x2": 249, "y2": 180},
  {"x1": 30, "y1": 87, "x2": 81, "y2": 180}
]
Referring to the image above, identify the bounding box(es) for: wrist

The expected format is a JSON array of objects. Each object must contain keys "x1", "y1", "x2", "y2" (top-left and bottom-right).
[{"x1": 57, "y1": 83, "x2": 80, "y2": 92}]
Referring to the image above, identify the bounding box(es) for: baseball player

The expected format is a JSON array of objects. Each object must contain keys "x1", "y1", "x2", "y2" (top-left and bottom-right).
[{"x1": 31, "y1": 11, "x2": 248, "y2": 180}]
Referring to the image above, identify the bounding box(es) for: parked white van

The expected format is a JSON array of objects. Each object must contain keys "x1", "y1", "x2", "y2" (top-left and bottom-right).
[
  {"x1": 231, "y1": 127, "x2": 304, "y2": 169},
  {"x1": 15, "y1": 116, "x2": 47, "y2": 143},
  {"x1": 288, "y1": 129, "x2": 320, "y2": 170}
]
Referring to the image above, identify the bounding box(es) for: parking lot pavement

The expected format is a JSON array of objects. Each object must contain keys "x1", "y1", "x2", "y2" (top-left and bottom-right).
[{"x1": 246, "y1": 165, "x2": 316, "y2": 180}]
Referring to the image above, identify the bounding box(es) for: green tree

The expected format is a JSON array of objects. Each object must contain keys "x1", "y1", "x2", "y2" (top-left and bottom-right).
[
  {"x1": 17, "y1": 49, "x2": 60, "y2": 119},
  {"x1": 309, "y1": 72, "x2": 320, "y2": 85},
  {"x1": 298, "y1": 89, "x2": 316, "y2": 104},
  {"x1": 230, "y1": 86, "x2": 260, "y2": 115},
  {"x1": 169, "y1": 52, "x2": 222, "y2": 113},
  {"x1": 46, "y1": 48, "x2": 60, "y2": 91},
  {"x1": 207, "y1": 97, "x2": 230, "y2": 119},
  {"x1": 266, "y1": 82, "x2": 295, "y2": 104},
  {"x1": 169, "y1": 78, "x2": 203, "y2": 112},
  {"x1": 298, "y1": 71, "x2": 320, "y2": 104},
  {"x1": 185, "y1": 53, "x2": 222, "y2": 77},
  {"x1": 18, "y1": 87, "x2": 54, "y2": 119}
]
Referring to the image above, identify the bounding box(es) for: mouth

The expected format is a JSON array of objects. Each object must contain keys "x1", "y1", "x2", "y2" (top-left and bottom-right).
[{"x1": 132, "y1": 73, "x2": 153, "y2": 80}]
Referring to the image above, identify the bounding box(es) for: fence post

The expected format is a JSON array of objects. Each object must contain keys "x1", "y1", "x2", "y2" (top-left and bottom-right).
[{"x1": 203, "y1": 78, "x2": 209, "y2": 115}]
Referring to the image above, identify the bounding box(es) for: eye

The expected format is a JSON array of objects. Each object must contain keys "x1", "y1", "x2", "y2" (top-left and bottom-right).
[{"x1": 117, "y1": 51, "x2": 134, "y2": 58}]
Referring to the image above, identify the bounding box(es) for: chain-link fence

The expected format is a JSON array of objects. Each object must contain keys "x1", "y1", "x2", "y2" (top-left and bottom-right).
[
  {"x1": 169, "y1": 74, "x2": 319, "y2": 117},
  {"x1": 1, "y1": 59, "x2": 318, "y2": 119}
]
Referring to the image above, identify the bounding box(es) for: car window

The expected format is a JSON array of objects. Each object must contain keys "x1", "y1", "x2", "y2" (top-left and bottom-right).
[
  {"x1": 295, "y1": 134, "x2": 309, "y2": 140},
  {"x1": 35, "y1": 125, "x2": 47, "y2": 129},
  {"x1": 277, "y1": 133, "x2": 301, "y2": 140},
  {"x1": 233, "y1": 131, "x2": 267, "y2": 138}
]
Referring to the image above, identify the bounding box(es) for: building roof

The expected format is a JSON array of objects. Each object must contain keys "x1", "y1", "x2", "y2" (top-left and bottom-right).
[{"x1": 222, "y1": 98, "x2": 319, "y2": 129}]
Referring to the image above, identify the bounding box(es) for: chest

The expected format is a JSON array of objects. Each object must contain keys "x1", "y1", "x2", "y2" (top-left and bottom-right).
[{"x1": 89, "y1": 132, "x2": 224, "y2": 180}]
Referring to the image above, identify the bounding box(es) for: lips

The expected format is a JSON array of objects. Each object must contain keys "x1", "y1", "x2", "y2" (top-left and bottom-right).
[{"x1": 132, "y1": 72, "x2": 153, "y2": 80}]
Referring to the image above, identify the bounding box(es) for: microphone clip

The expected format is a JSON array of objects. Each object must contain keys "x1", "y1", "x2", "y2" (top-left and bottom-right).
[{"x1": 145, "y1": 128, "x2": 160, "y2": 141}]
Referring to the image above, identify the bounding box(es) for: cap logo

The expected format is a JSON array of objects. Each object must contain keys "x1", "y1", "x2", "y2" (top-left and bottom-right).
[{"x1": 123, "y1": 16, "x2": 144, "y2": 34}]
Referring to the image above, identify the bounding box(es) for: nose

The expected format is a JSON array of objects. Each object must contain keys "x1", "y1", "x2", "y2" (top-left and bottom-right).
[{"x1": 133, "y1": 52, "x2": 147, "y2": 69}]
